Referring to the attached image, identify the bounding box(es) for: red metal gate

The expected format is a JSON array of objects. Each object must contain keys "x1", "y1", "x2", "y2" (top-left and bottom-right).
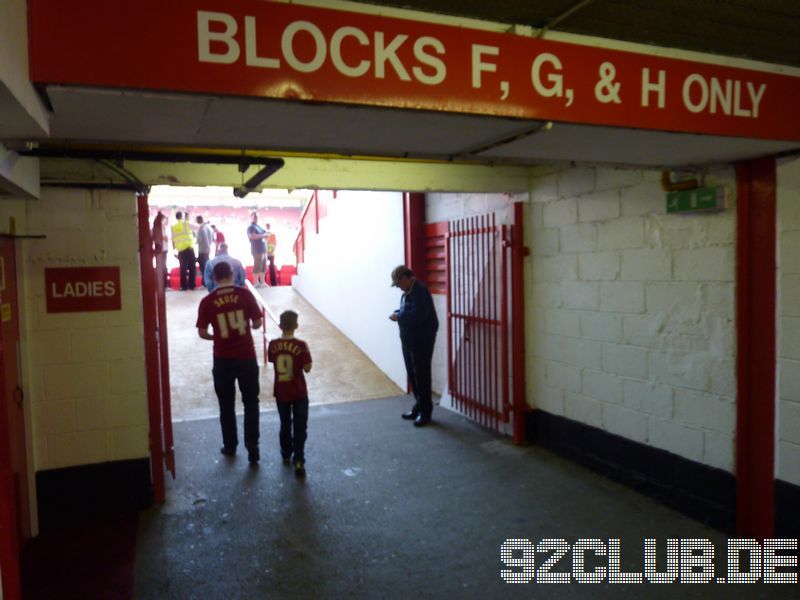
[{"x1": 447, "y1": 203, "x2": 526, "y2": 442}]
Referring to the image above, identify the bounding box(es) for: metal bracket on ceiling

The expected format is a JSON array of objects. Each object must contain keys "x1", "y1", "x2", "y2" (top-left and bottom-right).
[
  {"x1": 452, "y1": 121, "x2": 554, "y2": 160},
  {"x1": 537, "y1": 0, "x2": 595, "y2": 38},
  {"x1": 233, "y1": 158, "x2": 286, "y2": 198}
]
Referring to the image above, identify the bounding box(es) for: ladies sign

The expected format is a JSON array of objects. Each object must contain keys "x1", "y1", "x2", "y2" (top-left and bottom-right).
[{"x1": 45, "y1": 267, "x2": 121, "y2": 313}]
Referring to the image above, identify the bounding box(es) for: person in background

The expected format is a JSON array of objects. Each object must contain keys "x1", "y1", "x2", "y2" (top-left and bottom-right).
[
  {"x1": 203, "y1": 243, "x2": 246, "y2": 292},
  {"x1": 389, "y1": 265, "x2": 439, "y2": 427},
  {"x1": 265, "y1": 222, "x2": 278, "y2": 287},
  {"x1": 152, "y1": 211, "x2": 170, "y2": 289},
  {"x1": 196, "y1": 261, "x2": 263, "y2": 464},
  {"x1": 171, "y1": 210, "x2": 196, "y2": 291},
  {"x1": 247, "y1": 211, "x2": 268, "y2": 288},
  {"x1": 211, "y1": 224, "x2": 225, "y2": 256},
  {"x1": 268, "y1": 310, "x2": 313, "y2": 478},
  {"x1": 196, "y1": 215, "x2": 214, "y2": 287}
]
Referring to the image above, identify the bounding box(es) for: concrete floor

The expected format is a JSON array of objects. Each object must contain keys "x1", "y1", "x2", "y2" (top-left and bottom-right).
[
  {"x1": 166, "y1": 285, "x2": 402, "y2": 421},
  {"x1": 133, "y1": 396, "x2": 794, "y2": 600}
]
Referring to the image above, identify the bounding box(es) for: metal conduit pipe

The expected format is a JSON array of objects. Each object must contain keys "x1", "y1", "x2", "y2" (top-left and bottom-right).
[
  {"x1": 537, "y1": 0, "x2": 595, "y2": 37},
  {"x1": 18, "y1": 147, "x2": 285, "y2": 168}
]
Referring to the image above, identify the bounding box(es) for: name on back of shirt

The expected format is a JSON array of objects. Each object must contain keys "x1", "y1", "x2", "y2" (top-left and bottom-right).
[
  {"x1": 271, "y1": 340, "x2": 303, "y2": 356},
  {"x1": 213, "y1": 292, "x2": 239, "y2": 308}
]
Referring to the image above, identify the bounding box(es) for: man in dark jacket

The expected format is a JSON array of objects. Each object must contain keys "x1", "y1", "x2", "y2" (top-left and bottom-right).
[{"x1": 389, "y1": 265, "x2": 439, "y2": 427}]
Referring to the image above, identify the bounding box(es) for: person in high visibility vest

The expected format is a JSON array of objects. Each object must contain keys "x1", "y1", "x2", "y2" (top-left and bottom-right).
[
  {"x1": 265, "y1": 223, "x2": 278, "y2": 287},
  {"x1": 171, "y1": 210, "x2": 197, "y2": 290}
]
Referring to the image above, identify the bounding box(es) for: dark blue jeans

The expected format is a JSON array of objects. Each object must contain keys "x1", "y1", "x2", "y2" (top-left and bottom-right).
[
  {"x1": 401, "y1": 339, "x2": 435, "y2": 418},
  {"x1": 212, "y1": 357, "x2": 260, "y2": 451},
  {"x1": 178, "y1": 247, "x2": 196, "y2": 290},
  {"x1": 197, "y1": 252, "x2": 210, "y2": 287},
  {"x1": 277, "y1": 398, "x2": 309, "y2": 462}
]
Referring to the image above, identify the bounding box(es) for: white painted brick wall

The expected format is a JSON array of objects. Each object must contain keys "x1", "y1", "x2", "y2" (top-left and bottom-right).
[
  {"x1": 778, "y1": 156, "x2": 800, "y2": 485},
  {"x1": 560, "y1": 223, "x2": 597, "y2": 253},
  {"x1": 546, "y1": 361, "x2": 582, "y2": 393},
  {"x1": 597, "y1": 218, "x2": 645, "y2": 250},
  {"x1": 581, "y1": 369, "x2": 623, "y2": 404},
  {"x1": 561, "y1": 282, "x2": 599, "y2": 310},
  {"x1": 622, "y1": 379, "x2": 673, "y2": 418},
  {"x1": 580, "y1": 311, "x2": 622, "y2": 342},
  {"x1": 530, "y1": 165, "x2": 738, "y2": 471},
  {"x1": 649, "y1": 418, "x2": 704, "y2": 463},
  {"x1": 600, "y1": 281, "x2": 645, "y2": 313},
  {"x1": 603, "y1": 403, "x2": 648, "y2": 443},
  {"x1": 543, "y1": 199, "x2": 577, "y2": 228},
  {"x1": 578, "y1": 251, "x2": 620, "y2": 280},
  {"x1": 16, "y1": 188, "x2": 149, "y2": 471},
  {"x1": 596, "y1": 168, "x2": 643, "y2": 192},
  {"x1": 603, "y1": 344, "x2": 648, "y2": 378},
  {"x1": 545, "y1": 308, "x2": 580, "y2": 337},
  {"x1": 703, "y1": 430, "x2": 734, "y2": 471},
  {"x1": 578, "y1": 190, "x2": 620, "y2": 222},
  {"x1": 558, "y1": 167, "x2": 595, "y2": 198},
  {"x1": 621, "y1": 249, "x2": 671, "y2": 281},
  {"x1": 564, "y1": 392, "x2": 603, "y2": 428}
]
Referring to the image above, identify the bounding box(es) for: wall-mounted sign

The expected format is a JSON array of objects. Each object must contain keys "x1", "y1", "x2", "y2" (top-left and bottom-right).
[
  {"x1": 27, "y1": 0, "x2": 800, "y2": 142},
  {"x1": 45, "y1": 267, "x2": 122, "y2": 313},
  {"x1": 666, "y1": 186, "x2": 726, "y2": 214}
]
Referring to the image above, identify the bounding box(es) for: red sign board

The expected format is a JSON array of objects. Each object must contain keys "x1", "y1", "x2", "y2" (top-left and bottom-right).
[
  {"x1": 27, "y1": 0, "x2": 800, "y2": 142},
  {"x1": 45, "y1": 267, "x2": 121, "y2": 313}
]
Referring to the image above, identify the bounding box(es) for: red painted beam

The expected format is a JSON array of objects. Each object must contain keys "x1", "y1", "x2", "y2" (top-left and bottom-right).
[
  {"x1": 403, "y1": 193, "x2": 426, "y2": 276},
  {"x1": 0, "y1": 310, "x2": 21, "y2": 600},
  {"x1": 511, "y1": 202, "x2": 527, "y2": 444},
  {"x1": 735, "y1": 157, "x2": 777, "y2": 538}
]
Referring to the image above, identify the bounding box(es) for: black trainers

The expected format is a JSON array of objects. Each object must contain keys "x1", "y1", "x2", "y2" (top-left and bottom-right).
[
  {"x1": 247, "y1": 447, "x2": 260, "y2": 464},
  {"x1": 282, "y1": 456, "x2": 292, "y2": 466},
  {"x1": 220, "y1": 446, "x2": 236, "y2": 457},
  {"x1": 294, "y1": 460, "x2": 306, "y2": 478}
]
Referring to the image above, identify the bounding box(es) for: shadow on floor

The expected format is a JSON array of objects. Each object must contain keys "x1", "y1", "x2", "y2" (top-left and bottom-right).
[{"x1": 132, "y1": 396, "x2": 793, "y2": 599}]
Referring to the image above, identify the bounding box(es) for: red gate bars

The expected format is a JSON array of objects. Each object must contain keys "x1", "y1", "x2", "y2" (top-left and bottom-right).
[{"x1": 447, "y1": 213, "x2": 507, "y2": 431}]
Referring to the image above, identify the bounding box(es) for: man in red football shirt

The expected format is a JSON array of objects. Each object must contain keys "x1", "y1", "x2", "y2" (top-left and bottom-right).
[
  {"x1": 267, "y1": 310, "x2": 313, "y2": 477},
  {"x1": 196, "y1": 261, "x2": 263, "y2": 464}
]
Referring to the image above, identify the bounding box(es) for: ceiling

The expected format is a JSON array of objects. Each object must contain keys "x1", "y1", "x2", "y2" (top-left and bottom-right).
[
  {"x1": 5, "y1": 0, "x2": 800, "y2": 183},
  {"x1": 351, "y1": 0, "x2": 800, "y2": 69}
]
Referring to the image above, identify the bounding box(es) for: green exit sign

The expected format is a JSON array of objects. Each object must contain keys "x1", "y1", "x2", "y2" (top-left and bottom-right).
[{"x1": 666, "y1": 186, "x2": 726, "y2": 213}]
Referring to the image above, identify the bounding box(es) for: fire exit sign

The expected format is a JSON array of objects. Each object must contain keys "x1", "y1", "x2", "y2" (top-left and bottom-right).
[{"x1": 666, "y1": 186, "x2": 726, "y2": 213}]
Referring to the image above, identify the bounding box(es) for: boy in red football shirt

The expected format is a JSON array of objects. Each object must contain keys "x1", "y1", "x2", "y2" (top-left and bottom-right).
[
  {"x1": 267, "y1": 310, "x2": 313, "y2": 477},
  {"x1": 196, "y1": 261, "x2": 263, "y2": 464}
]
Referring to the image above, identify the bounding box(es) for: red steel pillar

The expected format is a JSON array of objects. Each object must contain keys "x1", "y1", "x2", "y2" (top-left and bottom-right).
[
  {"x1": 404, "y1": 192, "x2": 426, "y2": 275},
  {"x1": 511, "y1": 202, "x2": 527, "y2": 444},
  {"x1": 735, "y1": 156, "x2": 777, "y2": 538}
]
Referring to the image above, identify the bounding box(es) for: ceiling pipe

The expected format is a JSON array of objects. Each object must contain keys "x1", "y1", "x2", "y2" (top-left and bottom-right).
[
  {"x1": 537, "y1": 0, "x2": 595, "y2": 38},
  {"x1": 455, "y1": 121, "x2": 553, "y2": 159},
  {"x1": 18, "y1": 147, "x2": 284, "y2": 171}
]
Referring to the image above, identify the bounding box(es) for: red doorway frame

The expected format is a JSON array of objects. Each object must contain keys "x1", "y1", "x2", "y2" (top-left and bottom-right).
[
  {"x1": 0, "y1": 238, "x2": 22, "y2": 599},
  {"x1": 408, "y1": 196, "x2": 526, "y2": 443},
  {"x1": 137, "y1": 195, "x2": 175, "y2": 503}
]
